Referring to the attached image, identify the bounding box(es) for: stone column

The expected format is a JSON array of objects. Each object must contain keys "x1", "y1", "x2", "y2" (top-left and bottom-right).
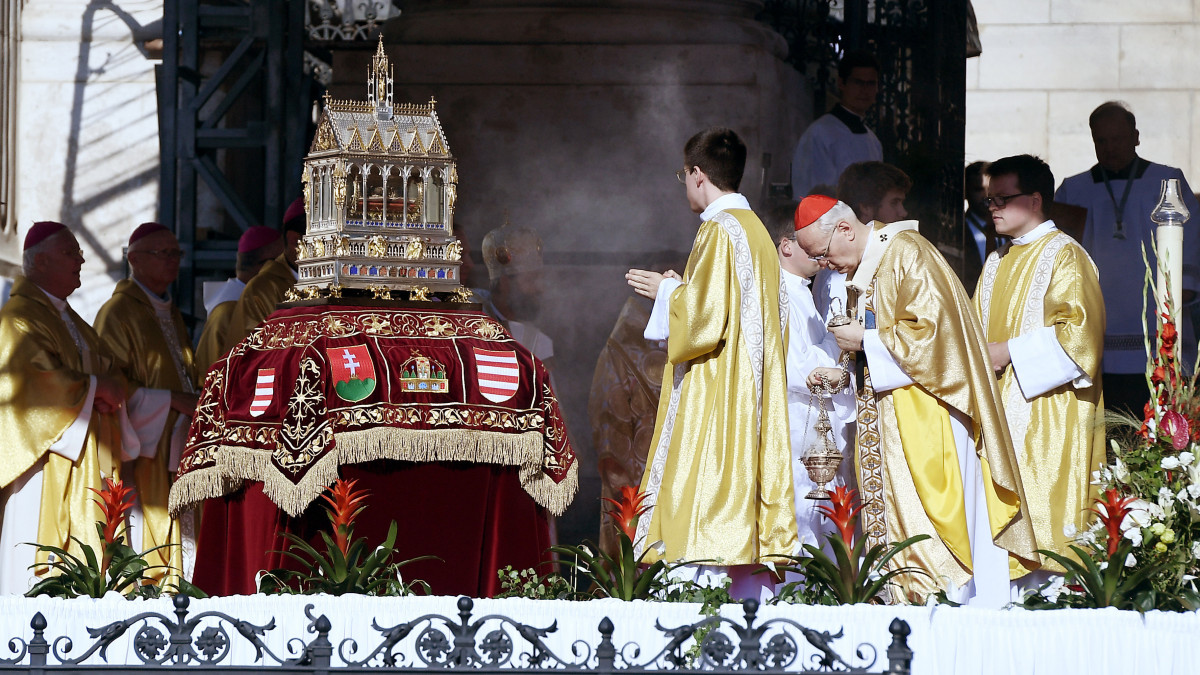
[{"x1": 334, "y1": 0, "x2": 808, "y2": 543}]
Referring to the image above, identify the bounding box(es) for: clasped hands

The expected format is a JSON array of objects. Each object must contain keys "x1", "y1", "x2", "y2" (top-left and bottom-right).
[
  {"x1": 92, "y1": 375, "x2": 200, "y2": 416},
  {"x1": 626, "y1": 269, "x2": 681, "y2": 300}
]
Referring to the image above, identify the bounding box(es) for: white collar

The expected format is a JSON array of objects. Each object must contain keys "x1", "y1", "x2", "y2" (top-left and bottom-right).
[
  {"x1": 133, "y1": 277, "x2": 174, "y2": 312},
  {"x1": 205, "y1": 277, "x2": 246, "y2": 313},
  {"x1": 1011, "y1": 219, "x2": 1058, "y2": 246},
  {"x1": 847, "y1": 220, "x2": 920, "y2": 318},
  {"x1": 35, "y1": 285, "x2": 69, "y2": 312},
  {"x1": 700, "y1": 192, "x2": 751, "y2": 221},
  {"x1": 782, "y1": 268, "x2": 813, "y2": 287}
]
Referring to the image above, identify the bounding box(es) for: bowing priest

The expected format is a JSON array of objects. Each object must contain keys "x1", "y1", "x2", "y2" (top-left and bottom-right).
[
  {"x1": 975, "y1": 155, "x2": 1105, "y2": 592},
  {"x1": 223, "y1": 198, "x2": 306, "y2": 351},
  {"x1": 625, "y1": 128, "x2": 797, "y2": 598},
  {"x1": 95, "y1": 223, "x2": 202, "y2": 583},
  {"x1": 0, "y1": 223, "x2": 171, "y2": 594},
  {"x1": 195, "y1": 226, "x2": 284, "y2": 371},
  {"x1": 793, "y1": 195, "x2": 1039, "y2": 606}
]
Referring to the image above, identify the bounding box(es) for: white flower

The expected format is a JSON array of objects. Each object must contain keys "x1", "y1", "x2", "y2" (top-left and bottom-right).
[
  {"x1": 1039, "y1": 575, "x2": 1067, "y2": 603},
  {"x1": 1063, "y1": 523, "x2": 1077, "y2": 538},
  {"x1": 1162, "y1": 456, "x2": 1182, "y2": 471},
  {"x1": 1113, "y1": 456, "x2": 1130, "y2": 483},
  {"x1": 1124, "y1": 527, "x2": 1144, "y2": 547},
  {"x1": 1181, "y1": 451, "x2": 1196, "y2": 467},
  {"x1": 1075, "y1": 529, "x2": 1097, "y2": 546},
  {"x1": 1125, "y1": 553, "x2": 1137, "y2": 567},
  {"x1": 1159, "y1": 487, "x2": 1176, "y2": 509},
  {"x1": 1192, "y1": 541, "x2": 1200, "y2": 559},
  {"x1": 1187, "y1": 484, "x2": 1200, "y2": 500},
  {"x1": 1125, "y1": 501, "x2": 1153, "y2": 529}
]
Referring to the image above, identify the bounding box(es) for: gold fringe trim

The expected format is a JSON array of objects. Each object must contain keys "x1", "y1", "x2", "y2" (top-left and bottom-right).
[
  {"x1": 168, "y1": 430, "x2": 579, "y2": 518},
  {"x1": 168, "y1": 460, "x2": 246, "y2": 517}
]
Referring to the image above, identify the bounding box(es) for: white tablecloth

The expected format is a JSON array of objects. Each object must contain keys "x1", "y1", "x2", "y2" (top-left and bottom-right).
[{"x1": 0, "y1": 595, "x2": 1196, "y2": 673}]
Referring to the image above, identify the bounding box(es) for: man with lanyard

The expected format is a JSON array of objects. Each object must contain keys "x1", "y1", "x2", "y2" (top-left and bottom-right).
[{"x1": 1056, "y1": 101, "x2": 1200, "y2": 415}]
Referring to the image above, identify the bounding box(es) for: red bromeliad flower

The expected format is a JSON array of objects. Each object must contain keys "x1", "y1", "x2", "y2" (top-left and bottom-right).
[
  {"x1": 1089, "y1": 488, "x2": 1138, "y2": 557},
  {"x1": 602, "y1": 486, "x2": 650, "y2": 542},
  {"x1": 320, "y1": 478, "x2": 370, "y2": 556},
  {"x1": 88, "y1": 477, "x2": 135, "y2": 546},
  {"x1": 1161, "y1": 409, "x2": 1191, "y2": 451},
  {"x1": 815, "y1": 486, "x2": 864, "y2": 548}
]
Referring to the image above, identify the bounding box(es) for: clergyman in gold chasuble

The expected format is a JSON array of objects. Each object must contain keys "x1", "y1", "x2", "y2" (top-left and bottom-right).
[
  {"x1": 794, "y1": 194, "x2": 1039, "y2": 606},
  {"x1": 626, "y1": 128, "x2": 799, "y2": 585}
]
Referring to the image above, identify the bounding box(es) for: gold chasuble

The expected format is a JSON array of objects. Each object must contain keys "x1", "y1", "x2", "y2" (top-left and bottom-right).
[
  {"x1": 0, "y1": 277, "x2": 127, "y2": 565},
  {"x1": 224, "y1": 254, "x2": 295, "y2": 351},
  {"x1": 195, "y1": 300, "x2": 235, "y2": 373},
  {"x1": 636, "y1": 209, "x2": 798, "y2": 565},
  {"x1": 851, "y1": 224, "x2": 1038, "y2": 600},
  {"x1": 95, "y1": 279, "x2": 197, "y2": 577},
  {"x1": 975, "y1": 230, "x2": 1105, "y2": 574}
]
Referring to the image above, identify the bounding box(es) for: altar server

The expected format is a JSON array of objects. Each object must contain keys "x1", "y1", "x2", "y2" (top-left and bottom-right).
[
  {"x1": 764, "y1": 202, "x2": 856, "y2": 549},
  {"x1": 626, "y1": 128, "x2": 798, "y2": 597},
  {"x1": 975, "y1": 155, "x2": 1105, "y2": 591}
]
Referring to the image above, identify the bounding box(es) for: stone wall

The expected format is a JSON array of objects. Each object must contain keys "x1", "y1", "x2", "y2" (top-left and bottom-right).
[
  {"x1": 967, "y1": 0, "x2": 1200, "y2": 186},
  {"x1": 12, "y1": 0, "x2": 162, "y2": 321}
]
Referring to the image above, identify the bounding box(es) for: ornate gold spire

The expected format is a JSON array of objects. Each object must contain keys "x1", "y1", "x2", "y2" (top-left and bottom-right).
[{"x1": 368, "y1": 34, "x2": 393, "y2": 119}]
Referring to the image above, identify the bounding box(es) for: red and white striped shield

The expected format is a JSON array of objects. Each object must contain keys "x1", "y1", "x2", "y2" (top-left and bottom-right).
[
  {"x1": 473, "y1": 348, "x2": 520, "y2": 403},
  {"x1": 249, "y1": 368, "x2": 276, "y2": 417}
]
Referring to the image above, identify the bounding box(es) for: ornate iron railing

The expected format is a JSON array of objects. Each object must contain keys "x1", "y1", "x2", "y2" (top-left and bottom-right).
[{"x1": 0, "y1": 596, "x2": 912, "y2": 674}]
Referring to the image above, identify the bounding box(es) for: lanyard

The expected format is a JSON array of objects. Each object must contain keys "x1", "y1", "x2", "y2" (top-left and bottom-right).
[{"x1": 1100, "y1": 158, "x2": 1140, "y2": 240}]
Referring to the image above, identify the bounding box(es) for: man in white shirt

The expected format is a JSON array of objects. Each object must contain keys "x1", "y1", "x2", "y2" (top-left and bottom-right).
[{"x1": 791, "y1": 51, "x2": 884, "y2": 199}]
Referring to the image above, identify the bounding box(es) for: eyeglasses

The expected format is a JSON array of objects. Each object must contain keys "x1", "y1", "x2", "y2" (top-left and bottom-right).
[
  {"x1": 808, "y1": 226, "x2": 838, "y2": 262},
  {"x1": 136, "y1": 248, "x2": 185, "y2": 260},
  {"x1": 676, "y1": 168, "x2": 690, "y2": 184},
  {"x1": 985, "y1": 192, "x2": 1031, "y2": 209}
]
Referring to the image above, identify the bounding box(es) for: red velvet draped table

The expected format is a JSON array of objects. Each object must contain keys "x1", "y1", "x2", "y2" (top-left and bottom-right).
[{"x1": 168, "y1": 304, "x2": 577, "y2": 597}]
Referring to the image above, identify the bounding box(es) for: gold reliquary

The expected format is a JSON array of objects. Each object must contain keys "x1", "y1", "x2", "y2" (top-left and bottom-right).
[{"x1": 293, "y1": 37, "x2": 465, "y2": 302}]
